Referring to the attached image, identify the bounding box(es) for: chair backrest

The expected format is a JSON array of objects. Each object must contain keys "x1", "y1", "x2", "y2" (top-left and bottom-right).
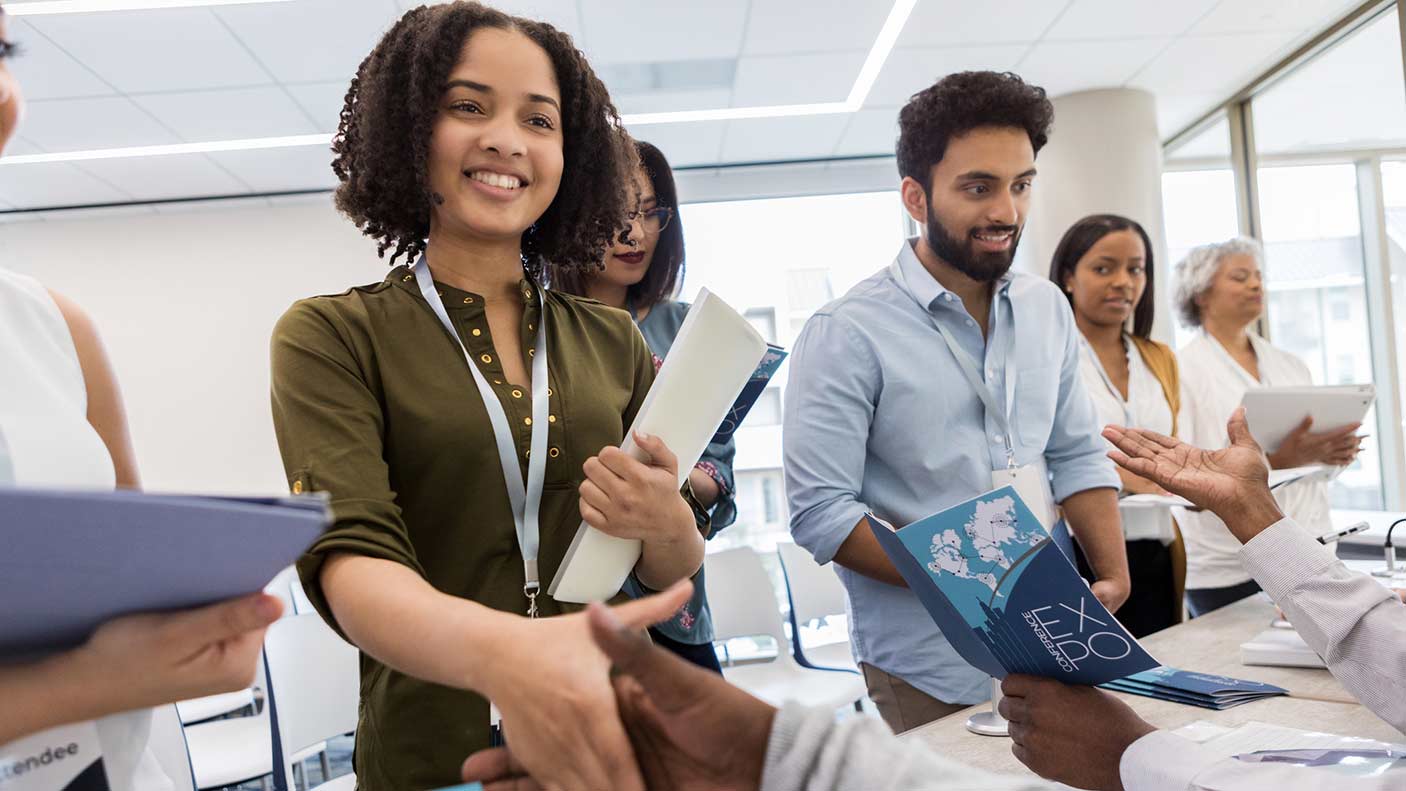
[
  {"x1": 147, "y1": 705, "x2": 197, "y2": 791},
  {"x1": 263, "y1": 614, "x2": 359, "y2": 791},
  {"x1": 704, "y1": 546, "x2": 787, "y2": 645},
  {"x1": 776, "y1": 542, "x2": 848, "y2": 626},
  {"x1": 264, "y1": 565, "x2": 299, "y2": 617}
]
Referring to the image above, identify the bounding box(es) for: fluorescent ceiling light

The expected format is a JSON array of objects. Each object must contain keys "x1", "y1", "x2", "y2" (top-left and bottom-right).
[
  {"x1": 622, "y1": 0, "x2": 916, "y2": 126},
  {"x1": 5, "y1": 0, "x2": 294, "y2": 15},
  {"x1": 1, "y1": 0, "x2": 916, "y2": 162},
  {"x1": 0, "y1": 134, "x2": 331, "y2": 165}
]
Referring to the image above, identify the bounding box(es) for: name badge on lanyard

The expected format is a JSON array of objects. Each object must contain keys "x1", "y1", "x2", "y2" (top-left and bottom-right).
[
  {"x1": 413, "y1": 256, "x2": 551, "y2": 617},
  {"x1": 891, "y1": 259, "x2": 1059, "y2": 532}
]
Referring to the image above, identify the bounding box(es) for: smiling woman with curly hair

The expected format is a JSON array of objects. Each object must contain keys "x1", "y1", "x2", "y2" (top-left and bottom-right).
[{"x1": 267, "y1": 4, "x2": 704, "y2": 789}]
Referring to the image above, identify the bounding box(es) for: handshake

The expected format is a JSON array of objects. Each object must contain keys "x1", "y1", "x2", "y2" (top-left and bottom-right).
[{"x1": 460, "y1": 582, "x2": 778, "y2": 791}]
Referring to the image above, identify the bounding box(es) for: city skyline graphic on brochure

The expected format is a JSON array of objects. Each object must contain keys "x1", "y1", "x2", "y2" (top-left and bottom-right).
[{"x1": 870, "y1": 486, "x2": 1158, "y2": 684}]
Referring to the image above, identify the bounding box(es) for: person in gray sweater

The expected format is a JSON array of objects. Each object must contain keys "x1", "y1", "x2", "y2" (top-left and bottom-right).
[{"x1": 461, "y1": 599, "x2": 1050, "y2": 791}]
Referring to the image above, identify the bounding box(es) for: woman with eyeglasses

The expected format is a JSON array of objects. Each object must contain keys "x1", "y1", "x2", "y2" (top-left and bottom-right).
[{"x1": 551, "y1": 140, "x2": 738, "y2": 673}]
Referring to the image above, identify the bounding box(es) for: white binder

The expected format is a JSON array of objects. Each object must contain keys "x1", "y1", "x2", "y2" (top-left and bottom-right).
[{"x1": 548, "y1": 288, "x2": 766, "y2": 603}]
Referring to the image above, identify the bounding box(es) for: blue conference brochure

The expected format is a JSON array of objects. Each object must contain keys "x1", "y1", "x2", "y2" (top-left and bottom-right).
[
  {"x1": 0, "y1": 487, "x2": 328, "y2": 657},
  {"x1": 710, "y1": 344, "x2": 788, "y2": 445},
  {"x1": 1101, "y1": 666, "x2": 1287, "y2": 710},
  {"x1": 867, "y1": 485, "x2": 1159, "y2": 684}
]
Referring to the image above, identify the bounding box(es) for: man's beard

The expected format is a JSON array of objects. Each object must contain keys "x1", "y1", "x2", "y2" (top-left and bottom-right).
[{"x1": 926, "y1": 210, "x2": 1021, "y2": 283}]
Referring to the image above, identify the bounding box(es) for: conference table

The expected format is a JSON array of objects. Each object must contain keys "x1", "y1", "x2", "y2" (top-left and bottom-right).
[{"x1": 905, "y1": 592, "x2": 1402, "y2": 777}]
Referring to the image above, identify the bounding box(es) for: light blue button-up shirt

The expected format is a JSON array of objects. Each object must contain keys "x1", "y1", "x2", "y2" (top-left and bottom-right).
[{"x1": 783, "y1": 238, "x2": 1120, "y2": 704}]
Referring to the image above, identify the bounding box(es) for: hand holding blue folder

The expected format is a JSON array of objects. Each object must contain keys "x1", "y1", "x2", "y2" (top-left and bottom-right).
[{"x1": 0, "y1": 487, "x2": 328, "y2": 657}]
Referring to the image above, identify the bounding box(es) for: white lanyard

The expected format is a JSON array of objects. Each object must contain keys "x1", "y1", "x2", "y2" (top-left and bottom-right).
[
  {"x1": 1078, "y1": 334, "x2": 1136, "y2": 428},
  {"x1": 413, "y1": 256, "x2": 551, "y2": 617},
  {"x1": 891, "y1": 259, "x2": 1017, "y2": 470}
]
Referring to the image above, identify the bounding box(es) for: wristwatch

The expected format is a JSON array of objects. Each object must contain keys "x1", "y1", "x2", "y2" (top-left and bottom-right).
[{"x1": 681, "y1": 478, "x2": 714, "y2": 538}]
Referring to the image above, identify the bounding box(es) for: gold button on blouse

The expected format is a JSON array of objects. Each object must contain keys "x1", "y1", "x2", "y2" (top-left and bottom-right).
[
  {"x1": 471, "y1": 328, "x2": 482, "y2": 337},
  {"x1": 524, "y1": 417, "x2": 533, "y2": 426},
  {"x1": 402, "y1": 274, "x2": 413, "y2": 282},
  {"x1": 548, "y1": 447, "x2": 561, "y2": 458},
  {"x1": 547, "y1": 388, "x2": 553, "y2": 397},
  {"x1": 463, "y1": 296, "x2": 475, "y2": 304},
  {"x1": 528, "y1": 349, "x2": 536, "y2": 357},
  {"x1": 292, "y1": 480, "x2": 304, "y2": 494},
  {"x1": 480, "y1": 354, "x2": 493, "y2": 364},
  {"x1": 548, "y1": 415, "x2": 557, "y2": 424},
  {"x1": 511, "y1": 389, "x2": 523, "y2": 399}
]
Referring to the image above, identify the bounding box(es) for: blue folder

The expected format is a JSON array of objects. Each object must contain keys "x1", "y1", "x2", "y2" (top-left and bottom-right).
[{"x1": 0, "y1": 487, "x2": 328, "y2": 657}]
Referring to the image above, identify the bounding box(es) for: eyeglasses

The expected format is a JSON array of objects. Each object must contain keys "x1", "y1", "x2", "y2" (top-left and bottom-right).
[{"x1": 626, "y1": 206, "x2": 674, "y2": 233}]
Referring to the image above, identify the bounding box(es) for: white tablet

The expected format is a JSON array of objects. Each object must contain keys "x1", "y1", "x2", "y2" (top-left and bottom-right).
[{"x1": 1240, "y1": 384, "x2": 1374, "y2": 453}]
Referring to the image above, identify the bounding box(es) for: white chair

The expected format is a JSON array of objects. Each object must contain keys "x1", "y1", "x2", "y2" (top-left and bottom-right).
[
  {"x1": 181, "y1": 657, "x2": 274, "y2": 790},
  {"x1": 705, "y1": 547, "x2": 866, "y2": 711},
  {"x1": 148, "y1": 705, "x2": 197, "y2": 791},
  {"x1": 264, "y1": 614, "x2": 360, "y2": 791},
  {"x1": 776, "y1": 542, "x2": 860, "y2": 674}
]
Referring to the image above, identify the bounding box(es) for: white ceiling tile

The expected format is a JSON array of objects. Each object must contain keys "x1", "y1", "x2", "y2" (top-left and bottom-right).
[
  {"x1": 731, "y1": 52, "x2": 867, "y2": 107},
  {"x1": 1154, "y1": 92, "x2": 1227, "y2": 138},
  {"x1": 616, "y1": 88, "x2": 734, "y2": 116},
  {"x1": 720, "y1": 115, "x2": 851, "y2": 162},
  {"x1": 1044, "y1": 0, "x2": 1221, "y2": 41},
  {"x1": 6, "y1": 19, "x2": 114, "y2": 100},
  {"x1": 1016, "y1": 38, "x2": 1170, "y2": 98},
  {"x1": 864, "y1": 45, "x2": 1029, "y2": 107},
  {"x1": 1190, "y1": 0, "x2": 1357, "y2": 35},
  {"x1": 393, "y1": 0, "x2": 583, "y2": 39},
  {"x1": 217, "y1": 0, "x2": 399, "y2": 85},
  {"x1": 833, "y1": 108, "x2": 899, "y2": 157},
  {"x1": 285, "y1": 82, "x2": 348, "y2": 133},
  {"x1": 76, "y1": 154, "x2": 253, "y2": 202},
  {"x1": 132, "y1": 87, "x2": 318, "y2": 142},
  {"x1": 4, "y1": 137, "x2": 45, "y2": 156},
  {"x1": 898, "y1": 0, "x2": 1071, "y2": 47},
  {"x1": 206, "y1": 146, "x2": 339, "y2": 193},
  {"x1": 579, "y1": 0, "x2": 749, "y2": 64},
  {"x1": 21, "y1": 97, "x2": 179, "y2": 153},
  {"x1": 623, "y1": 120, "x2": 728, "y2": 168},
  {"x1": 1130, "y1": 32, "x2": 1298, "y2": 97},
  {"x1": 743, "y1": 0, "x2": 891, "y2": 55},
  {"x1": 0, "y1": 162, "x2": 131, "y2": 208},
  {"x1": 27, "y1": 8, "x2": 271, "y2": 93},
  {"x1": 487, "y1": 0, "x2": 583, "y2": 39}
]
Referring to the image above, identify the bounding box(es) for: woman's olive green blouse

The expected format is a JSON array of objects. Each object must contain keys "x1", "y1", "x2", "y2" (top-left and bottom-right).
[{"x1": 269, "y1": 263, "x2": 655, "y2": 791}]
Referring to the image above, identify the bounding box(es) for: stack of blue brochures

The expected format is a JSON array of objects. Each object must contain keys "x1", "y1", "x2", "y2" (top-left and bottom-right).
[
  {"x1": 0, "y1": 487, "x2": 328, "y2": 657},
  {"x1": 868, "y1": 486, "x2": 1160, "y2": 685},
  {"x1": 1101, "y1": 666, "x2": 1288, "y2": 709}
]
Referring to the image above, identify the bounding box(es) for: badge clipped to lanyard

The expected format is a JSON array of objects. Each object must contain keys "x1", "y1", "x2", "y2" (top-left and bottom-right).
[
  {"x1": 891, "y1": 259, "x2": 1059, "y2": 532},
  {"x1": 413, "y1": 256, "x2": 551, "y2": 618}
]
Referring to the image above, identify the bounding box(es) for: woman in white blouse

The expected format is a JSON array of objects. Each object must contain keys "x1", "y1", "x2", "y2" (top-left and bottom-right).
[
  {"x1": 0, "y1": 6, "x2": 282, "y2": 783},
  {"x1": 1174, "y1": 237, "x2": 1361, "y2": 616},
  {"x1": 1050, "y1": 214, "x2": 1184, "y2": 637}
]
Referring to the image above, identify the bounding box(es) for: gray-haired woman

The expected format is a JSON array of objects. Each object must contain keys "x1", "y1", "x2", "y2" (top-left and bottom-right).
[{"x1": 1174, "y1": 237, "x2": 1362, "y2": 616}]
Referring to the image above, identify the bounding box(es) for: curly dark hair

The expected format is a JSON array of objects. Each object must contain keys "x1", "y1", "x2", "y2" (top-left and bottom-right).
[
  {"x1": 331, "y1": 1, "x2": 637, "y2": 278},
  {"x1": 896, "y1": 71, "x2": 1053, "y2": 194},
  {"x1": 1048, "y1": 214, "x2": 1158, "y2": 339}
]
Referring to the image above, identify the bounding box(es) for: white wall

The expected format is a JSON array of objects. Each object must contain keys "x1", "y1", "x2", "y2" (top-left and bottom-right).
[{"x1": 0, "y1": 195, "x2": 385, "y2": 494}]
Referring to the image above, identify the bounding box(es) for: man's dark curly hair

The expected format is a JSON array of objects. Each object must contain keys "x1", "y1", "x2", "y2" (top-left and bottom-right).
[
  {"x1": 331, "y1": 1, "x2": 636, "y2": 278},
  {"x1": 896, "y1": 71, "x2": 1053, "y2": 194}
]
